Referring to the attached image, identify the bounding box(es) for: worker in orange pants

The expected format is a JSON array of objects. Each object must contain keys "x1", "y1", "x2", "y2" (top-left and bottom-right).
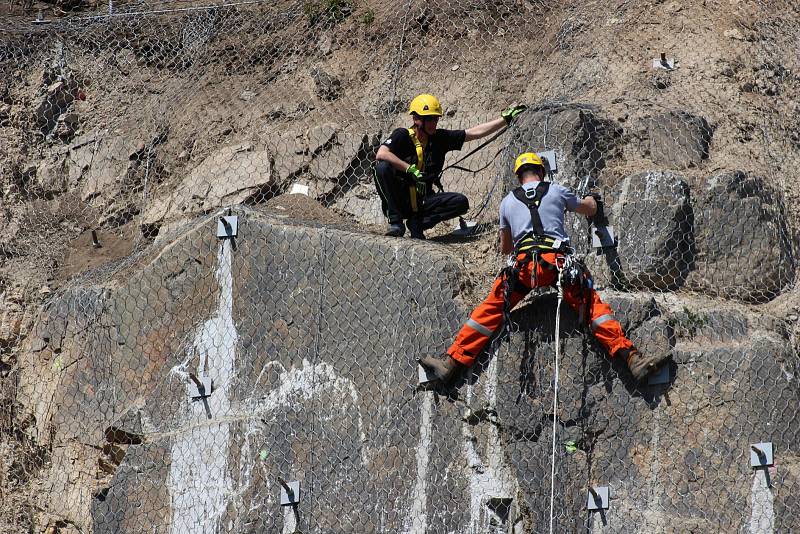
[
  {"x1": 420, "y1": 152, "x2": 663, "y2": 384},
  {"x1": 447, "y1": 250, "x2": 632, "y2": 368}
]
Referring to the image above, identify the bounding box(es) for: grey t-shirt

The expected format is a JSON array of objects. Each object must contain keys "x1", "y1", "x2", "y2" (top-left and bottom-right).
[{"x1": 499, "y1": 181, "x2": 579, "y2": 245}]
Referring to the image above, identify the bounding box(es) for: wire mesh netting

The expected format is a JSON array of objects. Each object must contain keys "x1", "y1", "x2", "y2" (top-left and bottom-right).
[{"x1": 1, "y1": 0, "x2": 799, "y2": 532}]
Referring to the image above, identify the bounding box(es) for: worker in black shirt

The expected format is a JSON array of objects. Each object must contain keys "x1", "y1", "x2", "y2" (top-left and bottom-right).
[{"x1": 374, "y1": 94, "x2": 526, "y2": 238}]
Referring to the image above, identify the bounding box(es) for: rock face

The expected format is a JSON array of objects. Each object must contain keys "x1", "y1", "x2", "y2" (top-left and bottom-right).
[
  {"x1": 142, "y1": 126, "x2": 381, "y2": 227},
  {"x1": 143, "y1": 143, "x2": 275, "y2": 223},
  {"x1": 77, "y1": 134, "x2": 138, "y2": 202},
  {"x1": 640, "y1": 111, "x2": 713, "y2": 169},
  {"x1": 33, "y1": 78, "x2": 77, "y2": 135},
  {"x1": 686, "y1": 170, "x2": 795, "y2": 302},
  {"x1": 582, "y1": 169, "x2": 795, "y2": 302},
  {"x1": 310, "y1": 67, "x2": 342, "y2": 101},
  {"x1": 35, "y1": 155, "x2": 68, "y2": 196},
  {"x1": 66, "y1": 130, "x2": 166, "y2": 225},
  {"x1": 21, "y1": 208, "x2": 475, "y2": 533},
  {"x1": 295, "y1": 126, "x2": 382, "y2": 223},
  {"x1": 490, "y1": 290, "x2": 800, "y2": 532},
  {"x1": 585, "y1": 170, "x2": 694, "y2": 291},
  {"x1": 504, "y1": 103, "x2": 623, "y2": 187},
  {"x1": 17, "y1": 207, "x2": 800, "y2": 533}
]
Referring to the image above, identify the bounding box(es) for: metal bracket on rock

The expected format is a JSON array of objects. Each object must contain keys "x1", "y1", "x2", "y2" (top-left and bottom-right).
[
  {"x1": 32, "y1": 10, "x2": 51, "y2": 24},
  {"x1": 91, "y1": 230, "x2": 102, "y2": 248},
  {"x1": 537, "y1": 150, "x2": 558, "y2": 175},
  {"x1": 591, "y1": 225, "x2": 616, "y2": 249},
  {"x1": 750, "y1": 442, "x2": 774, "y2": 468},
  {"x1": 450, "y1": 217, "x2": 480, "y2": 237},
  {"x1": 188, "y1": 373, "x2": 213, "y2": 399},
  {"x1": 652, "y1": 52, "x2": 675, "y2": 70},
  {"x1": 217, "y1": 215, "x2": 238, "y2": 239},
  {"x1": 587, "y1": 486, "x2": 609, "y2": 510},
  {"x1": 417, "y1": 363, "x2": 438, "y2": 386},
  {"x1": 279, "y1": 477, "x2": 301, "y2": 505}
]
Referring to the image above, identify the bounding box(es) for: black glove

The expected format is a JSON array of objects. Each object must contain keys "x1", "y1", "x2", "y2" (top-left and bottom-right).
[{"x1": 589, "y1": 195, "x2": 609, "y2": 227}]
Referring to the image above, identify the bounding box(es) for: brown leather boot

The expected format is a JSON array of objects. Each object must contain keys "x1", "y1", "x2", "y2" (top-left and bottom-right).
[
  {"x1": 418, "y1": 354, "x2": 464, "y2": 385},
  {"x1": 619, "y1": 347, "x2": 661, "y2": 381}
]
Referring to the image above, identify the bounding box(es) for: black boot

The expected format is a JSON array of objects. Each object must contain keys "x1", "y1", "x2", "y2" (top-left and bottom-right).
[
  {"x1": 407, "y1": 218, "x2": 425, "y2": 240},
  {"x1": 418, "y1": 354, "x2": 464, "y2": 385},
  {"x1": 385, "y1": 222, "x2": 405, "y2": 237}
]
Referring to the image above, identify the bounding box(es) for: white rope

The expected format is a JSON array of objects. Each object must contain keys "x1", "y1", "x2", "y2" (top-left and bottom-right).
[{"x1": 548, "y1": 257, "x2": 565, "y2": 534}]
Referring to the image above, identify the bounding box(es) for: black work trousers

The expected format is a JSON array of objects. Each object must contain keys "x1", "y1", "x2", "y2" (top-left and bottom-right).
[{"x1": 374, "y1": 160, "x2": 469, "y2": 229}]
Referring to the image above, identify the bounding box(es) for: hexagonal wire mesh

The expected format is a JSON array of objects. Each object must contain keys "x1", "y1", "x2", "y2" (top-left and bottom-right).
[{"x1": 0, "y1": 0, "x2": 799, "y2": 532}]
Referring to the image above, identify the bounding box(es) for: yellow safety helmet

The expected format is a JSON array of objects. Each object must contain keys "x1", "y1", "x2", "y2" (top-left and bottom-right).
[
  {"x1": 513, "y1": 152, "x2": 545, "y2": 175},
  {"x1": 409, "y1": 94, "x2": 443, "y2": 117}
]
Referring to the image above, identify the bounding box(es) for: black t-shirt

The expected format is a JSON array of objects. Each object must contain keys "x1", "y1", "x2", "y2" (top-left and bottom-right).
[{"x1": 380, "y1": 127, "x2": 466, "y2": 184}]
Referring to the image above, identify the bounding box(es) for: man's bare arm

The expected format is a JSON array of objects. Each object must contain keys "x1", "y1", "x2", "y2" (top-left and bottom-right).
[
  {"x1": 574, "y1": 196, "x2": 597, "y2": 217},
  {"x1": 499, "y1": 227, "x2": 514, "y2": 255},
  {"x1": 376, "y1": 145, "x2": 412, "y2": 173},
  {"x1": 464, "y1": 117, "x2": 506, "y2": 142}
]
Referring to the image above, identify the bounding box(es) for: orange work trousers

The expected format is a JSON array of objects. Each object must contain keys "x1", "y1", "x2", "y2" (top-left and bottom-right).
[{"x1": 448, "y1": 252, "x2": 634, "y2": 366}]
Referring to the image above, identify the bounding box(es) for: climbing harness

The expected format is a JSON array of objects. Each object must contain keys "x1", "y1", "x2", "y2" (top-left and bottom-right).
[
  {"x1": 514, "y1": 182, "x2": 551, "y2": 241},
  {"x1": 499, "y1": 181, "x2": 570, "y2": 339}
]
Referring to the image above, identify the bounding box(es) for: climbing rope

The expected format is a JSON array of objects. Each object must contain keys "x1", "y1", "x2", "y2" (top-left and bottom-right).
[
  {"x1": 442, "y1": 132, "x2": 515, "y2": 231},
  {"x1": 549, "y1": 255, "x2": 566, "y2": 534},
  {"x1": 438, "y1": 126, "x2": 509, "y2": 179},
  {"x1": 447, "y1": 99, "x2": 565, "y2": 228}
]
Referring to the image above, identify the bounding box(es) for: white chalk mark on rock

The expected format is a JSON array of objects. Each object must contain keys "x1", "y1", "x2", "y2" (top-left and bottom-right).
[
  {"x1": 749, "y1": 468, "x2": 774, "y2": 534},
  {"x1": 464, "y1": 357, "x2": 516, "y2": 532},
  {"x1": 252, "y1": 359, "x2": 368, "y2": 466},
  {"x1": 168, "y1": 240, "x2": 238, "y2": 534},
  {"x1": 407, "y1": 392, "x2": 433, "y2": 534}
]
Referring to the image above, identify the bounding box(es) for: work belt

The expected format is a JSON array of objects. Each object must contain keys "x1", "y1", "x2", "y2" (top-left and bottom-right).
[
  {"x1": 515, "y1": 236, "x2": 572, "y2": 277},
  {"x1": 498, "y1": 234, "x2": 582, "y2": 341},
  {"x1": 515, "y1": 234, "x2": 572, "y2": 255}
]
